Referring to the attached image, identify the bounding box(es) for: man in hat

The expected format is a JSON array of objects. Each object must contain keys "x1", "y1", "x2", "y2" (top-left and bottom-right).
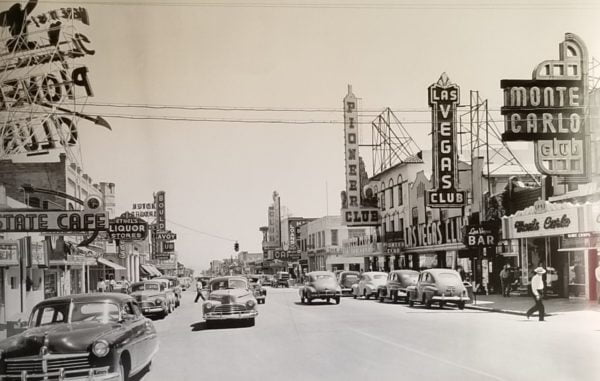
[{"x1": 526, "y1": 267, "x2": 546, "y2": 321}]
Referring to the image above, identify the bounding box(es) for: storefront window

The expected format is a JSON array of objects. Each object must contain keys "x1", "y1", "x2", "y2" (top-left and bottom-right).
[{"x1": 568, "y1": 251, "x2": 585, "y2": 297}]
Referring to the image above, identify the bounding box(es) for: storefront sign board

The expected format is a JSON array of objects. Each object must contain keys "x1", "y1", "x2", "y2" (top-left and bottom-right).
[{"x1": 0, "y1": 211, "x2": 108, "y2": 232}]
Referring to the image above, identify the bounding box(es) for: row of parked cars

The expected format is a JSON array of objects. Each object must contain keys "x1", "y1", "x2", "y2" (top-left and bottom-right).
[
  {"x1": 300, "y1": 268, "x2": 471, "y2": 309},
  {"x1": 129, "y1": 276, "x2": 183, "y2": 319}
]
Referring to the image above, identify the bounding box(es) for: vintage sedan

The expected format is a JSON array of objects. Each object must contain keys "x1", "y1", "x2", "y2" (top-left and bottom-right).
[
  {"x1": 407, "y1": 268, "x2": 470, "y2": 309},
  {"x1": 155, "y1": 276, "x2": 182, "y2": 307},
  {"x1": 260, "y1": 274, "x2": 275, "y2": 287},
  {"x1": 377, "y1": 270, "x2": 420, "y2": 303},
  {"x1": 352, "y1": 272, "x2": 388, "y2": 299},
  {"x1": 202, "y1": 276, "x2": 258, "y2": 327},
  {"x1": 130, "y1": 280, "x2": 174, "y2": 318},
  {"x1": 299, "y1": 271, "x2": 341, "y2": 304},
  {"x1": 0, "y1": 293, "x2": 158, "y2": 381},
  {"x1": 247, "y1": 275, "x2": 267, "y2": 304},
  {"x1": 336, "y1": 271, "x2": 360, "y2": 296}
]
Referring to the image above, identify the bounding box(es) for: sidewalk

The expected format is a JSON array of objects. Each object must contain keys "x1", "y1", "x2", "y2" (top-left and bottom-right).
[{"x1": 465, "y1": 293, "x2": 600, "y2": 316}]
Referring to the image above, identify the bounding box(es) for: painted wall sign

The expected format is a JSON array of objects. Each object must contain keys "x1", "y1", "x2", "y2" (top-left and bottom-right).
[
  {"x1": 426, "y1": 73, "x2": 466, "y2": 208},
  {"x1": 108, "y1": 212, "x2": 148, "y2": 241},
  {"x1": 404, "y1": 215, "x2": 468, "y2": 249},
  {"x1": 341, "y1": 85, "x2": 380, "y2": 226},
  {"x1": 463, "y1": 222, "x2": 500, "y2": 248},
  {"x1": 500, "y1": 33, "x2": 591, "y2": 182},
  {"x1": 0, "y1": 210, "x2": 108, "y2": 232},
  {"x1": 0, "y1": 239, "x2": 19, "y2": 266}
]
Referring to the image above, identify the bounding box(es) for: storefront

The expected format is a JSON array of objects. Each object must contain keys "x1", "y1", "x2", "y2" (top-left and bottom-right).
[{"x1": 502, "y1": 201, "x2": 585, "y2": 298}]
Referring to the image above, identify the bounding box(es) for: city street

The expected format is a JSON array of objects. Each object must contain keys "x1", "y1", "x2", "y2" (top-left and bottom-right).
[{"x1": 143, "y1": 287, "x2": 600, "y2": 381}]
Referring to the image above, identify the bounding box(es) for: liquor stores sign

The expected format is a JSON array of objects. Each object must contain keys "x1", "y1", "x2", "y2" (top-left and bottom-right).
[
  {"x1": 501, "y1": 33, "x2": 591, "y2": 182},
  {"x1": 108, "y1": 212, "x2": 148, "y2": 241},
  {"x1": 426, "y1": 73, "x2": 466, "y2": 208}
]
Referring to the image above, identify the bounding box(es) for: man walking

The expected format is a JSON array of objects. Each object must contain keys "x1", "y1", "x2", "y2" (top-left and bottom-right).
[
  {"x1": 526, "y1": 267, "x2": 546, "y2": 321},
  {"x1": 500, "y1": 264, "x2": 512, "y2": 297},
  {"x1": 194, "y1": 279, "x2": 205, "y2": 303}
]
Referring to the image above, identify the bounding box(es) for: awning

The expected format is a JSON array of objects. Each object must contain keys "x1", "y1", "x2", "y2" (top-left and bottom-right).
[
  {"x1": 140, "y1": 264, "x2": 162, "y2": 277},
  {"x1": 97, "y1": 257, "x2": 126, "y2": 270}
]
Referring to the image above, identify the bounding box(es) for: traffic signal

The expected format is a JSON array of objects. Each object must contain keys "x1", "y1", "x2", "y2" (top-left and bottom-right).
[{"x1": 234, "y1": 241, "x2": 239, "y2": 251}]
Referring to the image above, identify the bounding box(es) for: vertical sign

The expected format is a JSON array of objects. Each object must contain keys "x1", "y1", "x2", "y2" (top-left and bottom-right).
[
  {"x1": 501, "y1": 33, "x2": 590, "y2": 183},
  {"x1": 426, "y1": 73, "x2": 466, "y2": 208},
  {"x1": 155, "y1": 191, "x2": 166, "y2": 231},
  {"x1": 340, "y1": 85, "x2": 380, "y2": 225}
]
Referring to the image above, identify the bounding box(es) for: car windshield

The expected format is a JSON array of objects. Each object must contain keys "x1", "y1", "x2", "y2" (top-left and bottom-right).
[
  {"x1": 373, "y1": 275, "x2": 387, "y2": 280},
  {"x1": 310, "y1": 274, "x2": 333, "y2": 281},
  {"x1": 211, "y1": 279, "x2": 248, "y2": 290},
  {"x1": 343, "y1": 275, "x2": 358, "y2": 281},
  {"x1": 401, "y1": 274, "x2": 418, "y2": 281},
  {"x1": 132, "y1": 283, "x2": 159, "y2": 292},
  {"x1": 29, "y1": 302, "x2": 120, "y2": 327}
]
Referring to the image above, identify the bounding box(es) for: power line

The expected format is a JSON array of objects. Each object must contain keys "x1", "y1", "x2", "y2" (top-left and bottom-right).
[{"x1": 166, "y1": 219, "x2": 236, "y2": 242}]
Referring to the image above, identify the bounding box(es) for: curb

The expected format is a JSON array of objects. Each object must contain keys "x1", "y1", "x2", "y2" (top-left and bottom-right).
[{"x1": 465, "y1": 304, "x2": 554, "y2": 317}]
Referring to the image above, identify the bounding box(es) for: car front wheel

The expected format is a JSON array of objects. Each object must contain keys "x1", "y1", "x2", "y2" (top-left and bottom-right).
[
  {"x1": 335, "y1": 296, "x2": 340, "y2": 305},
  {"x1": 364, "y1": 290, "x2": 369, "y2": 300},
  {"x1": 378, "y1": 291, "x2": 384, "y2": 303},
  {"x1": 117, "y1": 356, "x2": 129, "y2": 381},
  {"x1": 458, "y1": 301, "x2": 465, "y2": 310},
  {"x1": 408, "y1": 298, "x2": 414, "y2": 307}
]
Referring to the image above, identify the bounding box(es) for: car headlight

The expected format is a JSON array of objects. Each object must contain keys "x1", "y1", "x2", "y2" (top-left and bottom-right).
[
  {"x1": 92, "y1": 340, "x2": 110, "y2": 358},
  {"x1": 204, "y1": 302, "x2": 213, "y2": 310},
  {"x1": 155, "y1": 298, "x2": 163, "y2": 305},
  {"x1": 246, "y1": 300, "x2": 256, "y2": 308}
]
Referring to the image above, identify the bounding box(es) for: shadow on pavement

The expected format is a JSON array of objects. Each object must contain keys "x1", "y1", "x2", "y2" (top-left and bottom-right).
[
  {"x1": 190, "y1": 320, "x2": 254, "y2": 331},
  {"x1": 293, "y1": 301, "x2": 339, "y2": 306}
]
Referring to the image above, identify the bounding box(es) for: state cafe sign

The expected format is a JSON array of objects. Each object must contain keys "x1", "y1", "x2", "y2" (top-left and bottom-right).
[{"x1": 0, "y1": 210, "x2": 108, "y2": 232}]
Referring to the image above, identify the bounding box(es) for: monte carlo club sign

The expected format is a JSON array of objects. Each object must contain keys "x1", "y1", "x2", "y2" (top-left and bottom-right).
[
  {"x1": 426, "y1": 73, "x2": 466, "y2": 208},
  {"x1": 501, "y1": 33, "x2": 591, "y2": 183}
]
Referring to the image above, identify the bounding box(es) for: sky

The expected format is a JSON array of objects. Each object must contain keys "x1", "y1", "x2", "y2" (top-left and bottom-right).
[{"x1": 4, "y1": 0, "x2": 600, "y2": 272}]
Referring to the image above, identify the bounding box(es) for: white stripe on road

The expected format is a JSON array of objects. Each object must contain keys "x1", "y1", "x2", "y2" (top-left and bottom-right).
[{"x1": 348, "y1": 328, "x2": 505, "y2": 381}]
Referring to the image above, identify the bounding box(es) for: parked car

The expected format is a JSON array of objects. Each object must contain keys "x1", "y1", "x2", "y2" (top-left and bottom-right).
[
  {"x1": 156, "y1": 276, "x2": 182, "y2": 307},
  {"x1": 407, "y1": 268, "x2": 470, "y2": 309},
  {"x1": 260, "y1": 274, "x2": 275, "y2": 287},
  {"x1": 377, "y1": 270, "x2": 420, "y2": 303},
  {"x1": 337, "y1": 271, "x2": 360, "y2": 296},
  {"x1": 247, "y1": 275, "x2": 267, "y2": 304},
  {"x1": 273, "y1": 271, "x2": 290, "y2": 288},
  {"x1": 130, "y1": 280, "x2": 174, "y2": 318},
  {"x1": 202, "y1": 276, "x2": 258, "y2": 327},
  {"x1": 299, "y1": 271, "x2": 341, "y2": 304},
  {"x1": 352, "y1": 272, "x2": 388, "y2": 299},
  {"x1": 0, "y1": 293, "x2": 159, "y2": 381}
]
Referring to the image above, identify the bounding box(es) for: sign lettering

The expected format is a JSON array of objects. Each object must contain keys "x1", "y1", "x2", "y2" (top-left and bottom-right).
[{"x1": 0, "y1": 211, "x2": 108, "y2": 232}]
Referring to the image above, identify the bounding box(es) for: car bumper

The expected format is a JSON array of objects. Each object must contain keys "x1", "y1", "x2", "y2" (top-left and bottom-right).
[
  {"x1": 431, "y1": 296, "x2": 470, "y2": 302},
  {"x1": 204, "y1": 310, "x2": 258, "y2": 320},
  {"x1": 341, "y1": 288, "x2": 354, "y2": 295},
  {"x1": 0, "y1": 368, "x2": 121, "y2": 381},
  {"x1": 308, "y1": 291, "x2": 341, "y2": 298},
  {"x1": 142, "y1": 306, "x2": 165, "y2": 314}
]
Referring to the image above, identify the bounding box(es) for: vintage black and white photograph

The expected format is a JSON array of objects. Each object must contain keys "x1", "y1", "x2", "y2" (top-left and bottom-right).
[{"x1": 0, "y1": 1, "x2": 599, "y2": 380}]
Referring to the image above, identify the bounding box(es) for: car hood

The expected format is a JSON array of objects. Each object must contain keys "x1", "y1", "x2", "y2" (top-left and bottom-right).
[
  {"x1": 0, "y1": 321, "x2": 119, "y2": 358},
  {"x1": 208, "y1": 288, "x2": 252, "y2": 303},
  {"x1": 309, "y1": 278, "x2": 339, "y2": 291}
]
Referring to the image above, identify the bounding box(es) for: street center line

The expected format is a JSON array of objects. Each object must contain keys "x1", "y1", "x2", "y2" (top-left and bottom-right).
[{"x1": 348, "y1": 328, "x2": 505, "y2": 381}]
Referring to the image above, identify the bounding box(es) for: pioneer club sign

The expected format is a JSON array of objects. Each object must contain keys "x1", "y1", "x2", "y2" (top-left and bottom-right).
[
  {"x1": 501, "y1": 33, "x2": 591, "y2": 183},
  {"x1": 426, "y1": 73, "x2": 466, "y2": 208},
  {"x1": 340, "y1": 85, "x2": 379, "y2": 226}
]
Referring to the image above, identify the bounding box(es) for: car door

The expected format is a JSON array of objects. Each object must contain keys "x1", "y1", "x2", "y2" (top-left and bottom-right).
[{"x1": 130, "y1": 300, "x2": 156, "y2": 370}]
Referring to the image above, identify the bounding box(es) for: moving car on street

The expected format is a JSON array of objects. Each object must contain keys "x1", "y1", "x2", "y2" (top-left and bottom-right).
[
  {"x1": 377, "y1": 270, "x2": 420, "y2": 303},
  {"x1": 299, "y1": 271, "x2": 341, "y2": 304},
  {"x1": 336, "y1": 270, "x2": 360, "y2": 296},
  {"x1": 273, "y1": 271, "x2": 290, "y2": 288},
  {"x1": 202, "y1": 276, "x2": 259, "y2": 327},
  {"x1": 131, "y1": 280, "x2": 174, "y2": 318},
  {"x1": 352, "y1": 272, "x2": 387, "y2": 300},
  {"x1": 260, "y1": 274, "x2": 275, "y2": 287},
  {"x1": 407, "y1": 268, "x2": 470, "y2": 309},
  {"x1": 0, "y1": 293, "x2": 159, "y2": 381},
  {"x1": 247, "y1": 275, "x2": 267, "y2": 304}
]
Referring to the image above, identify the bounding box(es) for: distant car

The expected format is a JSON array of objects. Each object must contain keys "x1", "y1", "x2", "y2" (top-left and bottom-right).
[
  {"x1": 0, "y1": 293, "x2": 159, "y2": 381},
  {"x1": 273, "y1": 271, "x2": 290, "y2": 288},
  {"x1": 178, "y1": 277, "x2": 192, "y2": 290},
  {"x1": 377, "y1": 270, "x2": 419, "y2": 303},
  {"x1": 130, "y1": 280, "x2": 174, "y2": 318},
  {"x1": 299, "y1": 271, "x2": 341, "y2": 304},
  {"x1": 352, "y1": 272, "x2": 388, "y2": 299},
  {"x1": 156, "y1": 276, "x2": 182, "y2": 307},
  {"x1": 407, "y1": 268, "x2": 470, "y2": 309},
  {"x1": 337, "y1": 271, "x2": 360, "y2": 296},
  {"x1": 153, "y1": 279, "x2": 178, "y2": 310},
  {"x1": 260, "y1": 274, "x2": 275, "y2": 287},
  {"x1": 247, "y1": 275, "x2": 267, "y2": 304},
  {"x1": 202, "y1": 276, "x2": 258, "y2": 327}
]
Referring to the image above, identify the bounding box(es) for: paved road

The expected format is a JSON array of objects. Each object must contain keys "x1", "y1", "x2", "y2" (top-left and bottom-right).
[{"x1": 141, "y1": 287, "x2": 600, "y2": 381}]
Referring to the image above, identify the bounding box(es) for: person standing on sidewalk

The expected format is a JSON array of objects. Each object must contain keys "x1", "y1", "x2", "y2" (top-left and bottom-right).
[
  {"x1": 526, "y1": 267, "x2": 546, "y2": 321},
  {"x1": 500, "y1": 265, "x2": 512, "y2": 297}
]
